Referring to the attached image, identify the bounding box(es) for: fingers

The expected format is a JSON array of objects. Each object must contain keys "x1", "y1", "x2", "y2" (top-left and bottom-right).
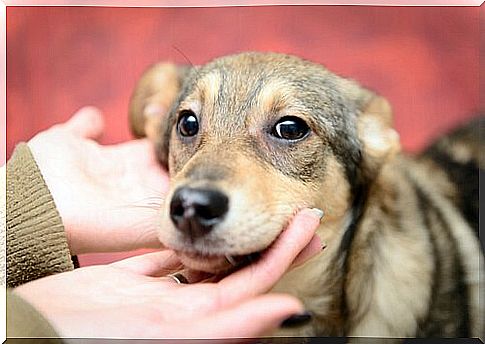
[
  {"x1": 105, "y1": 139, "x2": 166, "y2": 173},
  {"x1": 62, "y1": 106, "x2": 105, "y2": 139},
  {"x1": 159, "y1": 269, "x2": 215, "y2": 286},
  {"x1": 177, "y1": 294, "x2": 304, "y2": 339},
  {"x1": 110, "y1": 251, "x2": 183, "y2": 277},
  {"x1": 217, "y1": 208, "x2": 322, "y2": 306},
  {"x1": 105, "y1": 139, "x2": 171, "y2": 201},
  {"x1": 291, "y1": 233, "x2": 322, "y2": 268}
]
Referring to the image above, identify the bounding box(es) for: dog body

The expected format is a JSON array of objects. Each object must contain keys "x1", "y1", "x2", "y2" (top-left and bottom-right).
[
  {"x1": 274, "y1": 153, "x2": 482, "y2": 338},
  {"x1": 129, "y1": 52, "x2": 484, "y2": 338}
]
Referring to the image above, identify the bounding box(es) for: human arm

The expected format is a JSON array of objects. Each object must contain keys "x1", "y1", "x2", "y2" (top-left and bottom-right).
[
  {"x1": 6, "y1": 143, "x2": 74, "y2": 288},
  {"x1": 11, "y1": 209, "x2": 322, "y2": 339}
]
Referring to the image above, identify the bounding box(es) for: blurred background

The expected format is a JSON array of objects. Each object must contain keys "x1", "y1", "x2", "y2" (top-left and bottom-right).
[{"x1": 6, "y1": 5, "x2": 482, "y2": 266}]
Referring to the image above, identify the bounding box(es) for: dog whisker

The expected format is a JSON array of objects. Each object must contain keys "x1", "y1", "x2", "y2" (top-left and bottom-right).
[
  {"x1": 121, "y1": 204, "x2": 160, "y2": 211},
  {"x1": 225, "y1": 255, "x2": 237, "y2": 266},
  {"x1": 171, "y1": 45, "x2": 195, "y2": 68}
]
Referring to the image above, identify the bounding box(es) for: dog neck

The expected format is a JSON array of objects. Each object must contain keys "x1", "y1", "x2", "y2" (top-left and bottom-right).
[
  {"x1": 271, "y1": 165, "x2": 379, "y2": 336},
  {"x1": 271, "y1": 210, "x2": 359, "y2": 336}
]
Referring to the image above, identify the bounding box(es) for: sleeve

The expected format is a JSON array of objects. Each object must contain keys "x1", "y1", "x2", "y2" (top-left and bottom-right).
[
  {"x1": 7, "y1": 290, "x2": 63, "y2": 342},
  {"x1": 6, "y1": 143, "x2": 75, "y2": 288}
]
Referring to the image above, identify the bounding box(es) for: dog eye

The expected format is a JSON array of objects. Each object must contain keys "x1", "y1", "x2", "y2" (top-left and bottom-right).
[
  {"x1": 177, "y1": 110, "x2": 199, "y2": 137},
  {"x1": 272, "y1": 116, "x2": 310, "y2": 141}
]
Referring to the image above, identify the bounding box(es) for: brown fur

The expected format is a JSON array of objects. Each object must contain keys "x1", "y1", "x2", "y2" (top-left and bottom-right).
[{"x1": 129, "y1": 52, "x2": 484, "y2": 339}]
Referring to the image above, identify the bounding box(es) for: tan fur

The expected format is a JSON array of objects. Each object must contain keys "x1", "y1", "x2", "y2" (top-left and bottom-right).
[
  {"x1": 404, "y1": 160, "x2": 484, "y2": 337},
  {"x1": 345, "y1": 160, "x2": 435, "y2": 337},
  {"x1": 258, "y1": 80, "x2": 294, "y2": 114},
  {"x1": 358, "y1": 97, "x2": 400, "y2": 160},
  {"x1": 160, "y1": 150, "x2": 299, "y2": 258},
  {"x1": 197, "y1": 72, "x2": 222, "y2": 107},
  {"x1": 129, "y1": 63, "x2": 185, "y2": 140}
]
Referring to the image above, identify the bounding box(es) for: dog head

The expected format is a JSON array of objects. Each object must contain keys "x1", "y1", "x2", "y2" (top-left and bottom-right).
[{"x1": 129, "y1": 52, "x2": 400, "y2": 273}]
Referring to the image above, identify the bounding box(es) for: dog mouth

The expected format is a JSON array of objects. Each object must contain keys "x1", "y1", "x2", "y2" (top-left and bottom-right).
[{"x1": 175, "y1": 249, "x2": 262, "y2": 273}]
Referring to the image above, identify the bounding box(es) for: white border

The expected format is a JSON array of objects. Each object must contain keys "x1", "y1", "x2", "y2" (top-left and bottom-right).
[
  {"x1": 1, "y1": 0, "x2": 7, "y2": 343},
  {"x1": 3, "y1": 0, "x2": 485, "y2": 6},
  {"x1": 1, "y1": 3, "x2": 482, "y2": 343}
]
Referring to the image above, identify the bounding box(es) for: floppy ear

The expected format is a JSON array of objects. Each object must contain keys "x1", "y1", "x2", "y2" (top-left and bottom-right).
[
  {"x1": 129, "y1": 63, "x2": 190, "y2": 168},
  {"x1": 357, "y1": 93, "x2": 401, "y2": 173}
]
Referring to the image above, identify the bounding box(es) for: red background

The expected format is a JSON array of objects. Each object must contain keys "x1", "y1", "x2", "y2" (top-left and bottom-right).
[{"x1": 6, "y1": 6, "x2": 482, "y2": 265}]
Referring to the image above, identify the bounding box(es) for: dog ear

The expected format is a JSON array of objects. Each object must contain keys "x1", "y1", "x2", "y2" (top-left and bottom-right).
[
  {"x1": 129, "y1": 63, "x2": 190, "y2": 168},
  {"x1": 357, "y1": 93, "x2": 401, "y2": 172},
  {"x1": 129, "y1": 63, "x2": 190, "y2": 140}
]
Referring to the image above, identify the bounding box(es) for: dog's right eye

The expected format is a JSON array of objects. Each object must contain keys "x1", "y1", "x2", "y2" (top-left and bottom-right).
[
  {"x1": 271, "y1": 116, "x2": 310, "y2": 141},
  {"x1": 177, "y1": 110, "x2": 199, "y2": 137}
]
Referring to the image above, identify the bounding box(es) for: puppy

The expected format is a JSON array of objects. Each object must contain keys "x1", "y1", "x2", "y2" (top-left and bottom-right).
[{"x1": 129, "y1": 52, "x2": 484, "y2": 339}]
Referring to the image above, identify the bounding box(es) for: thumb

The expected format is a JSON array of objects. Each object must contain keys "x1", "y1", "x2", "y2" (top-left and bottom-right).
[
  {"x1": 110, "y1": 251, "x2": 182, "y2": 277},
  {"x1": 62, "y1": 106, "x2": 105, "y2": 140}
]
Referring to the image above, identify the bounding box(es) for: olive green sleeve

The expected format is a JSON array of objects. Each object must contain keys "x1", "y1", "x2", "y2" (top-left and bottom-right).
[
  {"x1": 6, "y1": 143, "x2": 74, "y2": 288},
  {"x1": 7, "y1": 290, "x2": 63, "y2": 342}
]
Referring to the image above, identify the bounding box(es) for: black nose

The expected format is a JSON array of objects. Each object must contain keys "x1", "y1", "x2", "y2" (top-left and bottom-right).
[{"x1": 170, "y1": 187, "x2": 229, "y2": 239}]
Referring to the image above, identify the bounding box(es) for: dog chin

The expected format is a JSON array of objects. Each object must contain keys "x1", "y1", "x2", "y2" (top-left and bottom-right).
[
  {"x1": 175, "y1": 250, "x2": 232, "y2": 273},
  {"x1": 175, "y1": 250, "x2": 262, "y2": 274}
]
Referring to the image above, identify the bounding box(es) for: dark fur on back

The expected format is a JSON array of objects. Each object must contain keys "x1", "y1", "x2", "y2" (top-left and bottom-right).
[
  {"x1": 421, "y1": 117, "x2": 483, "y2": 238},
  {"x1": 408, "y1": 117, "x2": 484, "y2": 337}
]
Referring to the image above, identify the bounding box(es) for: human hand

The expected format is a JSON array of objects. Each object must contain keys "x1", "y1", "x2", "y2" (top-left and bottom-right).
[
  {"x1": 28, "y1": 107, "x2": 169, "y2": 255},
  {"x1": 14, "y1": 209, "x2": 322, "y2": 340}
]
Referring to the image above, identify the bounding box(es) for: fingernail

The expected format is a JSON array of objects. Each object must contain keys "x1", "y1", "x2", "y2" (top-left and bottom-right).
[
  {"x1": 309, "y1": 208, "x2": 324, "y2": 221},
  {"x1": 280, "y1": 311, "x2": 313, "y2": 328}
]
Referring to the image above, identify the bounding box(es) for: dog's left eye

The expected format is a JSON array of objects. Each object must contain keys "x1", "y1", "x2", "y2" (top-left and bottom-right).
[
  {"x1": 272, "y1": 116, "x2": 310, "y2": 141},
  {"x1": 177, "y1": 110, "x2": 199, "y2": 137}
]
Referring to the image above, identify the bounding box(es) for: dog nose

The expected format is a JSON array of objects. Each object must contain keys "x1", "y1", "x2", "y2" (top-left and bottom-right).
[{"x1": 170, "y1": 187, "x2": 229, "y2": 238}]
